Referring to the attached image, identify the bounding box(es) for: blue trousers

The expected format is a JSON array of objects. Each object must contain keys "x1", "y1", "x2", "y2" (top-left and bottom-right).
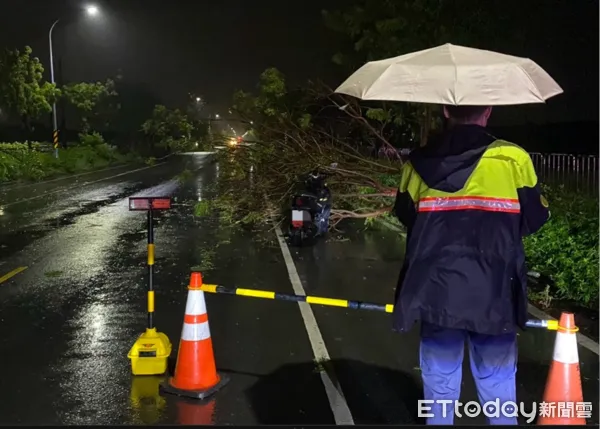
[{"x1": 420, "y1": 322, "x2": 518, "y2": 425}]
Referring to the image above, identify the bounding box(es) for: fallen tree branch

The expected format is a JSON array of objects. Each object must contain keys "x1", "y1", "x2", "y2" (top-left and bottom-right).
[
  {"x1": 337, "y1": 192, "x2": 396, "y2": 198},
  {"x1": 214, "y1": 74, "x2": 408, "y2": 230},
  {"x1": 331, "y1": 207, "x2": 392, "y2": 218}
]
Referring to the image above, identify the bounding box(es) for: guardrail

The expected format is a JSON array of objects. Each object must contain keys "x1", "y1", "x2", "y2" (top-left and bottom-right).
[{"x1": 530, "y1": 152, "x2": 599, "y2": 195}]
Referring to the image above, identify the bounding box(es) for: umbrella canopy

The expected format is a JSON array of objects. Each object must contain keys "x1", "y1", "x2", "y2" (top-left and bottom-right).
[{"x1": 334, "y1": 43, "x2": 563, "y2": 106}]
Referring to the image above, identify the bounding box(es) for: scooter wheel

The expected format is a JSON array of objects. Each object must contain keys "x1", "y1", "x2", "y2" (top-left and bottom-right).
[{"x1": 288, "y1": 229, "x2": 303, "y2": 247}]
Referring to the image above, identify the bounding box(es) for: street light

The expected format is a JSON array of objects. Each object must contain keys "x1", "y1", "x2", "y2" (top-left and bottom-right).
[
  {"x1": 215, "y1": 114, "x2": 220, "y2": 119},
  {"x1": 49, "y1": 4, "x2": 101, "y2": 158},
  {"x1": 196, "y1": 97, "x2": 201, "y2": 102},
  {"x1": 86, "y1": 5, "x2": 99, "y2": 16}
]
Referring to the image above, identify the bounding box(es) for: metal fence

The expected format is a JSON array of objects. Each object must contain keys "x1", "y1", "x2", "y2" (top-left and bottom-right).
[{"x1": 530, "y1": 153, "x2": 599, "y2": 195}]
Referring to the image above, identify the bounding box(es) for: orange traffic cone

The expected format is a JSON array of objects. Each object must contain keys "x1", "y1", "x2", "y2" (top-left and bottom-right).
[
  {"x1": 538, "y1": 312, "x2": 586, "y2": 425},
  {"x1": 160, "y1": 272, "x2": 229, "y2": 400}
]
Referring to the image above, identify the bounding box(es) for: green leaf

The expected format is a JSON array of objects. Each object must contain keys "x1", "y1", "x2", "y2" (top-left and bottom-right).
[
  {"x1": 298, "y1": 113, "x2": 312, "y2": 129},
  {"x1": 365, "y1": 108, "x2": 390, "y2": 122}
]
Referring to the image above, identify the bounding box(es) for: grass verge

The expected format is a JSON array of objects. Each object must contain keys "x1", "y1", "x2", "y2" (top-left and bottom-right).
[{"x1": 0, "y1": 140, "x2": 141, "y2": 183}]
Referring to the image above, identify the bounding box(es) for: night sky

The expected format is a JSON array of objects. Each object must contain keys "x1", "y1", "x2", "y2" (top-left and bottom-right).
[{"x1": 1, "y1": 0, "x2": 598, "y2": 126}]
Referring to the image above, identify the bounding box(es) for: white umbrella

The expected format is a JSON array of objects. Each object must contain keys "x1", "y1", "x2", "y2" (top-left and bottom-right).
[{"x1": 334, "y1": 43, "x2": 563, "y2": 106}]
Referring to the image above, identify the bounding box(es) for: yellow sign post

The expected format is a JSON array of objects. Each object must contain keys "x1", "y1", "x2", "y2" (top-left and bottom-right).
[{"x1": 127, "y1": 197, "x2": 173, "y2": 375}]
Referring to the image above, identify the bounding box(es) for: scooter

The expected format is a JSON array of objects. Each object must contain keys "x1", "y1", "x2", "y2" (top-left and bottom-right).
[{"x1": 287, "y1": 168, "x2": 333, "y2": 247}]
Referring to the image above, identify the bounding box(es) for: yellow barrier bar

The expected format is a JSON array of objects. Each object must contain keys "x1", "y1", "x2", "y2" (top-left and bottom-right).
[
  {"x1": 236, "y1": 288, "x2": 275, "y2": 299},
  {"x1": 147, "y1": 244, "x2": 155, "y2": 265},
  {"x1": 306, "y1": 296, "x2": 348, "y2": 308},
  {"x1": 202, "y1": 284, "x2": 218, "y2": 293},
  {"x1": 148, "y1": 290, "x2": 155, "y2": 312},
  {"x1": 198, "y1": 283, "x2": 561, "y2": 330}
]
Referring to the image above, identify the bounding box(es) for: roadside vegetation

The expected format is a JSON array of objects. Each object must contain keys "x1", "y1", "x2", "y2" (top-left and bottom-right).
[
  {"x1": 0, "y1": 45, "x2": 211, "y2": 184},
  {"x1": 0, "y1": 135, "x2": 140, "y2": 182},
  {"x1": 202, "y1": 0, "x2": 598, "y2": 310},
  {"x1": 524, "y1": 185, "x2": 599, "y2": 309}
]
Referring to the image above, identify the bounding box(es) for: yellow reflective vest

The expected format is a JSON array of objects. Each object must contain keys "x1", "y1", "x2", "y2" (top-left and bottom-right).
[{"x1": 391, "y1": 125, "x2": 550, "y2": 335}]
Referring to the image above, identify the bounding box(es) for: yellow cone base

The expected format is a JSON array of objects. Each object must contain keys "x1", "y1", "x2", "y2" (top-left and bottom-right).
[{"x1": 128, "y1": 328, "x2": 172, "y2": 375}]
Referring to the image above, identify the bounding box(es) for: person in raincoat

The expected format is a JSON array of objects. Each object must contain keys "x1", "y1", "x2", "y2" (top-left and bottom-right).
[{"x1": 392, "y1": 105, "x2": 550, "y2": 425}]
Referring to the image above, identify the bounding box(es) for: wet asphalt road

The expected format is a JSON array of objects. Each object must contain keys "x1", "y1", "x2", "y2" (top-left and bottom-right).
[{"x1": 0, "y1": 154, "x2": 597, "y2": 425}]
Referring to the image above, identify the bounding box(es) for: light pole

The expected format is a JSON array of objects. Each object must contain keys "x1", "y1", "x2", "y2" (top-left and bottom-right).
[
  {"x1": 49, "y1": 19, "x2": 60, "y2": 158},
  {"x1": 207, "y1": 114, "x2": 219, "y2": 136},
  {"x1": 49, "y1": 4, "x2": 100, "y2": 159}
]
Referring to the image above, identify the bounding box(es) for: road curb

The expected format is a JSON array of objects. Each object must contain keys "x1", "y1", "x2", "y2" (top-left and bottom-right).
[
  {"x1": 374, "y1": 217, "x2": 600, "y2": 355},
  {"x1": 526, "y1": 303, "x2": 599, "y2": 355}
]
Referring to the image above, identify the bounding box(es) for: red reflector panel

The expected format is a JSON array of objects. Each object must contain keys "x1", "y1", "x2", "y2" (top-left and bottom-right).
[
  {"x1": 151, "y1": 198, "x2": 171, "y2": 209},
  {"x1": 129, "y1": 197, "x2": 171, "y2": 211}
]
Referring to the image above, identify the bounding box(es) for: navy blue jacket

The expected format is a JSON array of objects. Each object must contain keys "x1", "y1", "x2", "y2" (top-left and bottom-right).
[{"x1": 392, "y1": 125, "x2": 550, "y2": 335}]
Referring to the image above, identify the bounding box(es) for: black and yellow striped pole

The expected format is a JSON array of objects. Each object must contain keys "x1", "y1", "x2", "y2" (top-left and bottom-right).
[
  {"x1": 199, "y1": 282, "x2": 558, "y2": 331},
  {"x1": 128, "y1": 197, "x2": 173, "y2": 376},
  {"x1": 53, "y1": 129, "x2": 59, "y2": 154},
  {"x1": 147, "y1": 208, "x2": 155, "y2": 329}
]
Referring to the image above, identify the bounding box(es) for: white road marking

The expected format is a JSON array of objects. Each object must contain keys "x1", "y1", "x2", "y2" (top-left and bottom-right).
[
  {"x1": 274, "y1": 227, "x2": 354, "y2": 425},
  {"x1": 3, "y1": 163, "x2": 167, "y2": 208}
]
